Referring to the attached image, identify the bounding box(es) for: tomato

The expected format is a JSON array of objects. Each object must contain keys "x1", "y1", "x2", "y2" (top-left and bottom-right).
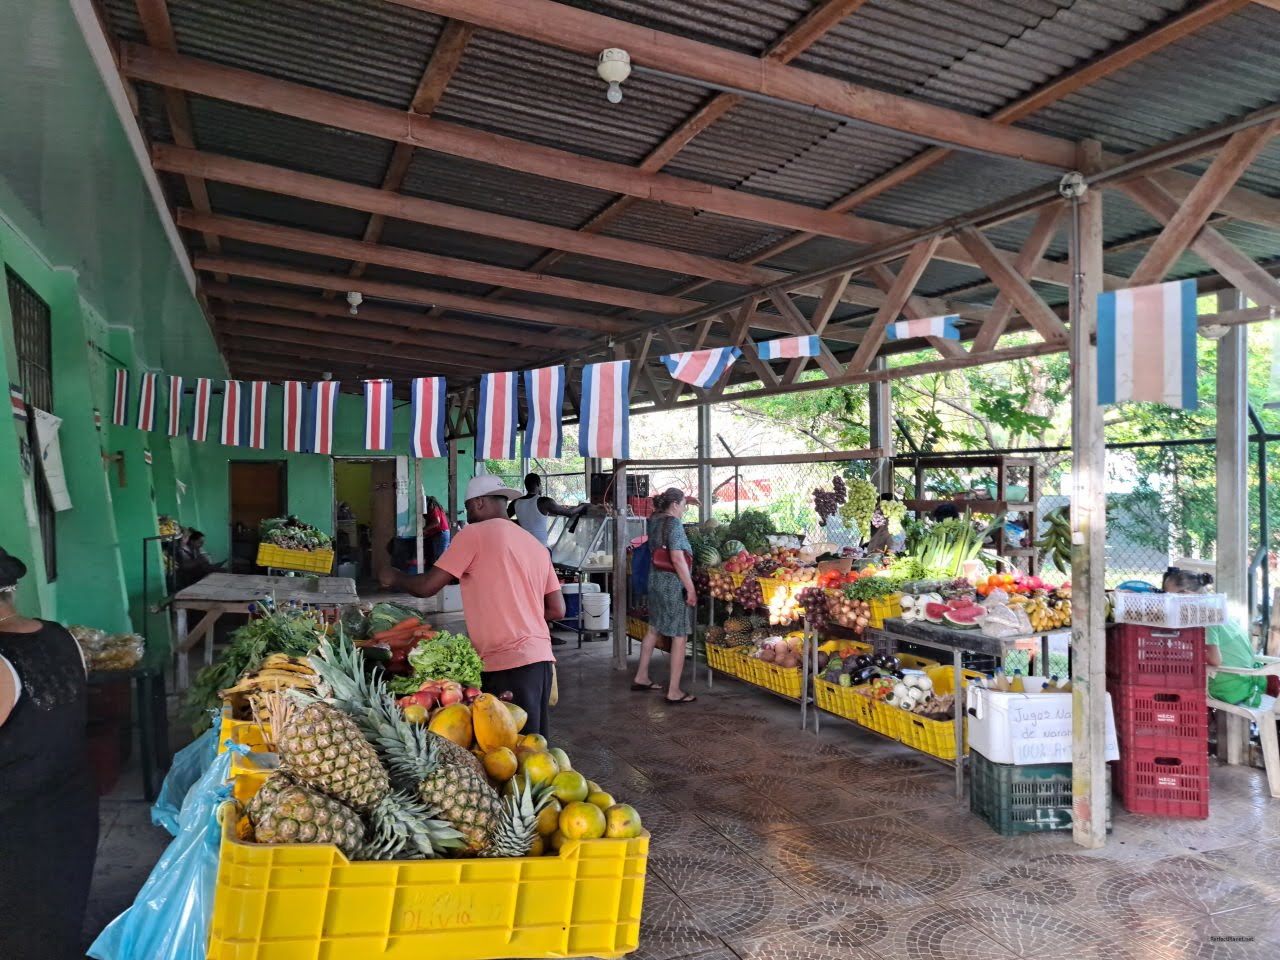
[{"x1": 987, "y1": 574, "x2": 1001, "y2": 587}]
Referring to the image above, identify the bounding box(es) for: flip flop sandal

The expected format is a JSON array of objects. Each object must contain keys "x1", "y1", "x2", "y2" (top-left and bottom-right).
[
  {"x1": 665, "y1": 694, "x2": 698, "y2": 704},
  {"x1": 630, "y1": 682, "x2": 663, "y2": 691}
]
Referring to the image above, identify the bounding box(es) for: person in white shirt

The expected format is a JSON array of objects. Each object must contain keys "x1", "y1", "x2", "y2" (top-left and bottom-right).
[{"x1": 509, "y1": 473, "x2": 587, "y2": 548}]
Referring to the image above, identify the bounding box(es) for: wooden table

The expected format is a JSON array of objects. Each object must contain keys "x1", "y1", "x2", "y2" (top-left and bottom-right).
[{"x1": 172, "y1": 573, "x2": 358, "y2": 689}]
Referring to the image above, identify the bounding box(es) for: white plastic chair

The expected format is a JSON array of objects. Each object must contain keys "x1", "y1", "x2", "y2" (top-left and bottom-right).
[{"x1": 1207, "y1": 655, "x2": 1280, "y2": 798}]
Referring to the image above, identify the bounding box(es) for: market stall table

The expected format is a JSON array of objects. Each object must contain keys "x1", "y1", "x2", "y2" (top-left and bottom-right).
[
  {"x1": 860, "y1": 617, "x2": 1071, "y2": 798},
  {"x1": 171, "y1": 573, "x2": 358, "y2": 689}
]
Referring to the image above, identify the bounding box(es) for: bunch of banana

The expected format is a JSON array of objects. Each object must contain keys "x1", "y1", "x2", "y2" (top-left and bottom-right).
[
  {"x1": 221, "y1": 653, "x2": 318, "y2": 697},
  {"x1": 1026, "y1": 596, "x2": 1072, "y2": 632},
  {"x1": 1035, "y1": 506, "x2": 1072, "y2": 573}
]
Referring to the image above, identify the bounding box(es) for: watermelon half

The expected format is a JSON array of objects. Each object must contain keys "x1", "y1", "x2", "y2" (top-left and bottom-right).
[
  {"x1": 942, "y1": 607, "x2": 987, "y2": 629},
  {"x1": 923, "y1": 602, "x2": 951, "y2": 624}
]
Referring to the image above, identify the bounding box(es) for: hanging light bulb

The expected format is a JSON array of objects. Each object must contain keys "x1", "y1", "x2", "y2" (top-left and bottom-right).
[{"x1": 597, "y1": 49, "x2": 631, "y2": 104}]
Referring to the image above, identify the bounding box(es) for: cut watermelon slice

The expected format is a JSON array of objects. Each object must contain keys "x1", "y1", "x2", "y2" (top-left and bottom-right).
[
  {"x1": 943, "y1": 607, "x2": 987, "y2": 628},
  {"x1": 923, "y1": 602, "x2": 951, "y2": 623}
]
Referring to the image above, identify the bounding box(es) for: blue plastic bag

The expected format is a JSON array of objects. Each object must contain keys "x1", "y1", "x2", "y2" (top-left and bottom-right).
[
  {"x1": 88, "y1": 742, "x2": 249, "y2": 960},
  {"x1": 152, "y1": 724, "x2": 220, "y2": 836}
]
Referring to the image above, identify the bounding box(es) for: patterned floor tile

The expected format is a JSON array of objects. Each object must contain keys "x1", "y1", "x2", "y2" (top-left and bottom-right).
[
  {"x1": 727, "y1": 930, "x2": 885, "y2": 960},
  {"x1": 942, "y1": 897, "x2": 1146, "y2": 960},
  {"x1": 1197, "y1": 839, "x2": 1280, "y2": 896},
  {"x1": 1136, "y1": 908, "x2": 1280, "y2": 959},
  {"x1": 650, "y1": 847, "x2": 776, "y2": 897},
  {"x1": 624, "y1": 884, "x2": 726, "y2": 960},
  {"x1": 1097, "y1": 853, "x2": 1280, "y2": 926},
  {"x1": 859, "y1": 903, "x2": 1023, "y2": 960},
  {"x1": 678, "y1": 876, "x2": 831, "y2": 942}
]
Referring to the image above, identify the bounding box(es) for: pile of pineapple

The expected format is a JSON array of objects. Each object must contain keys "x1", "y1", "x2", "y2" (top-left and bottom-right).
[{"x1": 240, "y1": 637, "x2": 640, "y2": 861}]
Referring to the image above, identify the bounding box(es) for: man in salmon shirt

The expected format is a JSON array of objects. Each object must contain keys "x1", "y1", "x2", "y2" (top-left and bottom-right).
[{"x1": 380, "y1": 475, "x2": 566, "y2": 737}]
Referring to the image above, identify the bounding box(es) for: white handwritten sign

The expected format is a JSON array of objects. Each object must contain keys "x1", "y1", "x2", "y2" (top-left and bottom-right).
[{"x1": 967, "y1": 684, "x2": 1119, "y2": 765}]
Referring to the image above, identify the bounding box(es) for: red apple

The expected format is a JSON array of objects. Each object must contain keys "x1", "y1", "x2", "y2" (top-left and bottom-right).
[
  {"x1": 438, "y1": 681, "x2": 464, "y2": 707},
  {"x1": 498, "y1": 690, "x2": 515, "y2": 702}
]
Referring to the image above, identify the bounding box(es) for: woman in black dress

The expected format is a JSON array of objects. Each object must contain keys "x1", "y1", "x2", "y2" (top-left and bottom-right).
[{"x1": 0, "y1": 546, "x2": 98, "y2": 960}]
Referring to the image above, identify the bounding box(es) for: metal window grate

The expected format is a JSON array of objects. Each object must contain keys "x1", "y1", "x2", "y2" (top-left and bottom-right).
[{"x1": 6, "y1": 267, "x2": 56, "y2": 581}]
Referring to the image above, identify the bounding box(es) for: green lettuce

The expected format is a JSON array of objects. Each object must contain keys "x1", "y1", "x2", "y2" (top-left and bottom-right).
[{"x1": 389, "y1": 630, "x2": 485, "y2": 693}]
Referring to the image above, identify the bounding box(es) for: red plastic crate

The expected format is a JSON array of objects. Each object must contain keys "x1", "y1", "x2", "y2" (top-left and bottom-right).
[
  {"x1": 628, "y1": 496, "x2": 654, "y2": 517},
  {"x1": 1112, "y1": 684, "x2": 1207, "y2": 752},
  {"x1": 1114, "y1": 748, "x2": 1209, "y2": 819},
  {"x1": 1106, "y1": 624, "x2": 1206, "y2": 690}
]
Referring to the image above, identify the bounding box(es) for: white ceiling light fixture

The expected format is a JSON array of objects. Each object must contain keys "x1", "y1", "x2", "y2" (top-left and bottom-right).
[
  {"x1": 597, "y1": 48, "x2": 631, "y2": 104},
  {"x1": 346, "y1": 291, "x2": 363, "y2": 316}
]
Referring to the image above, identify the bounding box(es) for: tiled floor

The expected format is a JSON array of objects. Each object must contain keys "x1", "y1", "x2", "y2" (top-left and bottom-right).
[{"x1": 86, "y1": 639, "x2": 1280, "y2": 959}]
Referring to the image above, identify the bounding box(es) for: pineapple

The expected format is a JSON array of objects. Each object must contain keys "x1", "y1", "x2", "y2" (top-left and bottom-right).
[
  {"x1": 483, "y1": 776, "x2": 553, "y2": 858},
  {"x1": 247, "y1": 771, "x2": 366, "y2": 859},
  {"x1": 266, "y1": 691, "x2": 463, "y2": 860},
  {"x1": 724, "y1": 615, "x2": 751, "y2": 646},
  {"x1": 309, "y1": 634, "x2": 550, "y2": 856},
  {"x1": 705, "y1": 625, "x2": 726, "y2": 645}
]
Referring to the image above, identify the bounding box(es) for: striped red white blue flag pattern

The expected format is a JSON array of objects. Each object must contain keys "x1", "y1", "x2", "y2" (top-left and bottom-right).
[
  {"x1": 312, "y1": 380, "x2": 339, "y2": 455},
  {"x1": 364, "y1": 380, "x2": 394, "y2": 451},
  {"x1": 660, "y1": 347, "x2": 740, "y2": 388},
  {"x1": 523, "y1": 366, "x2": 564, "y2": 458},
  {"x1": 112, "y1": 369, "x2": 130, "y2": 426},
  {"x1": 166, "y1": 376, "x2": 184, "y2": 437},
  {"x1": 10, "y1": 384, "x2": 26, "y2": 423},
  {"x1": 135, "y1": 372, "x2": 158, "y2": 432},
  {"x1": 220, "y1": 380, "x2": 244, "y2": 446},
  {"x1": 282, "y1": 381, "x2": 308, "y2": 453},
  {"x1": 885, "y1": 315, "x2": 961, "y2": 341},
  {"x1": 756, "y1": 335, "x2": 820, "y2": 360},
  {"x1": 190, "y1": 378, "x2": 212, "y2": 442},
  {"x1": 246, "y1": 381, "x2": 270, "y2": 449},
  {"x1": 477, "y1": 372, "x2": 518, "y2": 460},
  {"x1": 410, "y1": 377, "x2": 447, "y2": 459},
  {"x1": 1098, "y1": 278, "x2": 1198, "y2": 410},
  {"x1": 579, "y1": 360, "x2": 630, "y2": 459}
]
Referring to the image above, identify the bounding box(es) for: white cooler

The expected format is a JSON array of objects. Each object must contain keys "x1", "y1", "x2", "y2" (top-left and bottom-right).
[{"x1": 965, "y1": 677, "x2": 1120, "y2": 765}]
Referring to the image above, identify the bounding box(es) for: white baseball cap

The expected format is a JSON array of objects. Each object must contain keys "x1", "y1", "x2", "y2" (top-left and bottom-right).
[{"x1": 465, "y1": 474, "x2": 523, "y2": 502}]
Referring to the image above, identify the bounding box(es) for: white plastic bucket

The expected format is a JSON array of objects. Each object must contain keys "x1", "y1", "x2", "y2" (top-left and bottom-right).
[{"x1": 581, "y1": 592, "x2": 611, "y2": 630}]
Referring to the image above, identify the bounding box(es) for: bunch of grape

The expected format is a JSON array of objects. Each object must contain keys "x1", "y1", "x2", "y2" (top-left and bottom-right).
[
  {"x1": 812, "y1": 488, "x2": 841, "y2": 525},
  {"x1": 754, "y1": 557, "x2": 780, "y2": 576},
  {"x1": 734, "y1": 576, "x2": 763, "y2": 610},
  {"x1": 838, "y1": 479, "x2": 878, "y2": 542},
  {"x1": 797, "y1": 586, "x2": 830, "y2": 630},
  {"x1": 880, "y1": 499, "x2": 907, "y2": 536},
  {"x1": 692, "y1": 568, "x2": 711, "y2": 595},
  {"x1": 832, "y1": 475, "x2": 847, "y2": 500}
]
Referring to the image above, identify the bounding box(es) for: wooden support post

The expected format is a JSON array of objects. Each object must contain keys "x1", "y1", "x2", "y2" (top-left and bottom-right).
[
  {"x1": 1071, "y1": 141, "x2": 1107, "y2": 849},
  {"x1": 697, "y1": 404, "x2": 713, "y2": 524},
  {"x1": 1216, "y1": 289, "x2": 1249, "y2": 624},
  {"x1": 612, "y1": 461, "x2": 629, "y2": 670},
  {"x1": 868, "y1": 359, "x2": 892, "y2": 495}
]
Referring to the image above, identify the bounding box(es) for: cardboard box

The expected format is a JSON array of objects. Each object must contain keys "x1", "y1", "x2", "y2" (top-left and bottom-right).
[{"x1": 965, "y1": 677, "x2": 1119, "y2": 765}]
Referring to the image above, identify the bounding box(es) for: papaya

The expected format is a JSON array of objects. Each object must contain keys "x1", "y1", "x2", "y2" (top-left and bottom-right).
[
  {"x1": 428, "y1": 703, "x2": 473, "y2": 749},
  {"x1": 472, "y1": 693, "x2": 519, "y2": 751},
  {"x1": 504, "y1": 700, "x2": 529, "y2": 733}
]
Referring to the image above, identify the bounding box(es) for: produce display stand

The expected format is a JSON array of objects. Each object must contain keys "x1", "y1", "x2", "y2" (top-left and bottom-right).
[
  {"x1": 552, "y1": 513, "x2": 645, "y2": 648},
  {"x1": 171, "y1": 573, "x2": 358, "y2": 689}
]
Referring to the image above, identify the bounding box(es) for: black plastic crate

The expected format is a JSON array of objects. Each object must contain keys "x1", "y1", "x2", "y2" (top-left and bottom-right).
[{"x1": 969, "y1": 749, "x2": 1112, "y2": 836}]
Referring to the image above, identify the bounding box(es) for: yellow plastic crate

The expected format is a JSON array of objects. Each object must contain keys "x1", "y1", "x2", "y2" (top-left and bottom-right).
[
  {"x1": 729, "y1": 573, "x2": 745, "y2": 589},
  {"x1": 814, "y1": 677, "x2": 878, "y2": 728},
  {"x1": 868, "y1": 594, "x2": 903, "y2": 628},
  {"x1": 750, "y1": 659, "x2": 804, "y2": 698},
  {"x1": 880, "y1": 665, "x2": 984, "y2": 760},
  {"x1": 894, "y1": 652, "x2": 941, "y2": 671},
  {"x1": 817, "y1": 638, "x2": 874, "y2": 657},
  {"x1": 218, "y1": 705, "x2": 270, "y2": 754},
  {"x1": 704, "y1": 642, "x2": 730, "y2": 672},
  {"x1": 211, "y1": 801, "x2": 648, "y2": 960},
  {"x1": 256, "y1": 542, "x2": 335, "y2": 574}
]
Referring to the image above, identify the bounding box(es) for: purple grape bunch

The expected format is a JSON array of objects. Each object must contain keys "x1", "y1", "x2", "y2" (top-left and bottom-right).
[
  {"x1": 812, "y1": 475, "x2": 849, "y2": 526},
  {"x1": 797, "y1": 586, "x2": 830, "y2": 629}
]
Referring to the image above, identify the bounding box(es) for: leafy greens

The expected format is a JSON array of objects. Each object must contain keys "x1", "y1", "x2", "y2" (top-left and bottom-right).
[{"x1": 388, "y1": 630, "x2": 485, "y2": 693}]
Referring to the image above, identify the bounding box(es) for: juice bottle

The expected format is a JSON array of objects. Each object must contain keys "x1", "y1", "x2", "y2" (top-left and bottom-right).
[
  {"x1": 1009, "y1": 670, "x2": 1026, "y2": 693},
  {"x1": 990, "y1": 668, "x2": 1010, "y2": 692},
  {"x1": 1056, "y1": 676, "x2": 1073, "y2": 692}
]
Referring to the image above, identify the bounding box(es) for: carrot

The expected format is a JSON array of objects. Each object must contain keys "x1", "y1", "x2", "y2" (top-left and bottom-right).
[{"x1": 372, "y1": 617, "x2": 421, "y2": 642}]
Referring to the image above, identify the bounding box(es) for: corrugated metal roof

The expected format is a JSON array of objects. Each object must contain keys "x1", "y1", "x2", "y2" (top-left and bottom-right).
[
  {"x1": 378, "y1": 219, "x2": 547, "y2": 272},
  {"x1": 600, "y1": 200, "x2": 784, "y2": 261},
  {"x1": 567, "y1": 0, "x2": 813, "y2": 55},
  {"x1": 205, "y1": 184, "x2": 373, "y2": 240}
]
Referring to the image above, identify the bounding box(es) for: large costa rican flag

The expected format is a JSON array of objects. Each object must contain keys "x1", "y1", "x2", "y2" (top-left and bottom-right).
[
  {"x1": 1098, "y1": 278, "x2": 1198, "y2": 409},
  {"x1": 886, "y1": 315, "x2": 961, "y2": 341},
  {"x1": 112, "y1": 369, "x2": 130, "y2": 426},
  {"x1": 477, "y1": 372, "x2": 518, "y2": 460},
  {"x1": 245, "y1": 381, "x2": 269, "y2": 449},
  {"x1": 9, "y1": 385, "x2": 26, "y2": 423},
  {"x1": 660, "y1": 347, "x2": 740, "y2": 388},
  {"x1": 189, "y1": 378, "x2": 212, "y2": 442},
  {"x1": 311, "y1": 380, "x2": 340, "y2": 455},
  {"x1": 282, "y1": 381, "x2": 309, "y2": 453},
  {"x1": 220, "y1": 380, "x2": 244, "y2": 446},
  {"x1": 135, "y1": 372, "x2": 158, "y2": 431},
  {"x1": 365, "y1": 379, "x2": 394, "y2": 450},
  {"x1": 410, "y1": 376, "x2": 447, "y2": 459},
  {"x1": 523, "y1": 365, "x2": 564, "y2": 458},
  {"x1": 579, "y1": 360, "x2": 630, "y2": 459},
  {"x1": 756, "y1": 335, "x2": 820, "y2": 360},
  {"x1": 166, "y1": 375, "x2": 184, "y2": 437}
]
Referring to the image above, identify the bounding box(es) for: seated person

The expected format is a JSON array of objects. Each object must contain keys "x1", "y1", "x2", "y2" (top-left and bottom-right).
[
  {"x1": 175, "y1": 528, "x2": 223, "y2": 588},
  {"x1": 1162, "y1": 566, "x2": 1267, "y2": 707}
]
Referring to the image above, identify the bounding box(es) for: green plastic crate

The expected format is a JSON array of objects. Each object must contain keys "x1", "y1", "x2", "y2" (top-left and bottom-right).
[{"x1": 969, "y1": 750, "x2": 1111, "y2": 836}]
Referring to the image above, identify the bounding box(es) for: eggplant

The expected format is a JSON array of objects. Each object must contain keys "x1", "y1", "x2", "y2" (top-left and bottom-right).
[
  {"x1": 855, "y1": 655, "x2": 873, "y2": 669},
  {"x1": 816, "y1": 652, "x2": 830, "y2": 671},
  {"x1": 891, "y1": 669, "x2": 906, "y2": 680},
  {"x1": 854, "y1": 666, "x2": 876, "y2": 684}
]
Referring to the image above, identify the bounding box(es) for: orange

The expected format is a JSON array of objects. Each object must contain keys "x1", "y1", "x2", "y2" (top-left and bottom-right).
[
  {"x1": 402, "y1": 704, "x2": 428, "y2": 724},
  {"x1": 987, "y1": 574, "x2": 1001, "y2": 587},
  {"x1": 482, "y1": 747, "x2": 518, "y2": 783},
  {"x1": 518, "y1": 750, "x2": 560, "y2": 786},
  {"x1": 535, "y1": 798, "x2": 562, "y2": 836},
  {"x1": 605, "y1": 804, "x2": 643, "y2": 839},
  {"x1": 518, "y1": 733, "x2": 549, "y2": 751},
  {"x1": 503, "y1": 700, "x2": 529, "y2": 733},
  {"x1": 528, "y1": 835, "x2": 546, "y2": 857},
  {"x1": 548, "y1": 747, "x2": 573, "y2": 772},
  {"x1": 551, "y1": 770, "x2": 589, "y2": 804},
  {"x1": 559, "y1": 801, "x2": 607, "y2": 840},
  {"x1": 548, "y1": 830, "x2": 567, "y2": 852},
  {"x1": 587, "y1": 790, "x2": 615, "y2": 810}
]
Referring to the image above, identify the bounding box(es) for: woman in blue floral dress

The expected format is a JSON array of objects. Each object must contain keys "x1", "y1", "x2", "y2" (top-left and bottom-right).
[{"x1": 632, "y1": 489, "x2": 698, "y2": 703}]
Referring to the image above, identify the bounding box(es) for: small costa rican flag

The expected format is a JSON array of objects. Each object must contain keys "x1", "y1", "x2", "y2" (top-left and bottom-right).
[
  {"x1": 135, "y1": 372, "x2": 158, "y2": 432},
  {"x1": 220, "y1": 380, "x2": 244, "y2": 446},
  {"x1": 579, "y1": 360, "x2": 630, "y2": 459},
  {"x1": 189, "y1": 378, "x2": 212, "y2": 442},
  {"x1": 477, "y1": 372, "x2": 518, "y2": 460},
  {"x1": 523, "y1": 365, "x2": 564, "y2": 458},
  {"x1": 282, "y1": 381, "x2": 309, "y2": 453},
  {"x1": 410, "y1": 377, "x2": 447, "y2": 459},
  {"x1": 143, "y1": 448, "x2": 153, "y2": 466},
  {"x1": 166, "y1": 375, "x2": 184, "y2": 437},
  {"x1": 245, "y1": 381, "x2": 270, "y2": 449},
  {"x1": 312, "y1": 380, "x2": 340, "y2": 455},
  {"x1": 661, "y1": 347, "x2": 741, "y2": 388},
  {"x1": 886, "y1": 315, "x2": 961, "y2": 341},
  {"x1": 112, "y1": 369, "x2": 130, "y2": 426},
  {"x1": 1098, "y1": 278, "x2": 1198, "y2": 410},
  {"x1": 756, "y1": 335, "x2": 820, "y2": 360},
  {"x1": 10, "y1": 384, "x2": 26, "y2": 423},
  {"x1": 364, "y1": 380, "x2": 394, "y2": 450}
]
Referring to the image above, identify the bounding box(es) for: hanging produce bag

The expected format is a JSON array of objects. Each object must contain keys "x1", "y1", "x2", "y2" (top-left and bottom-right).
[
  {"x1": 88, "y1": 743, "x2": 250, "y2": 960},
  {"x1": 151, "y1": 719, "x2": 220, "y2": 836}
]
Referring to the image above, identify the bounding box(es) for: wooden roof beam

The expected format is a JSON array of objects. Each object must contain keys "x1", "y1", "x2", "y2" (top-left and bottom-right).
[
  {"x1": 216, "y1": 320, "x2": 497, "y2": 372},
  {"x1": 848, "y1": 237, "x2": 940, "y2": 373},
  {"x1": 388, "y1": 0, "x2": 1075, "y2": 168}
]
